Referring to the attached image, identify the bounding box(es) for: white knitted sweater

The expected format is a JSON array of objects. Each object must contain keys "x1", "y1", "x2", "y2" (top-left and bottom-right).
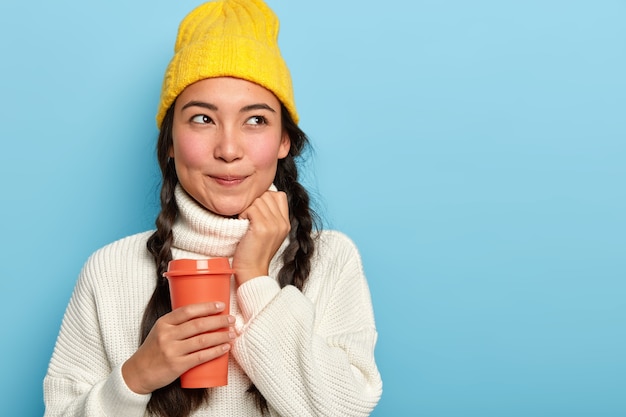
[{"x1": 44, "y1": 186, "x2": 382, "y2": 416}]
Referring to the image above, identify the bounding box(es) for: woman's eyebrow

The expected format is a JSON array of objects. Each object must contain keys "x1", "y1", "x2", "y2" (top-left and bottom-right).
[
  {"x1": 181, "y1": 101, "x2": 218, "y2": 111},
  {"x1": 180, "y1": 101, "x2": 275, "y2": 113},
  {"x1": 240, "y1": 103, "x2": 276, "y2": 113}
]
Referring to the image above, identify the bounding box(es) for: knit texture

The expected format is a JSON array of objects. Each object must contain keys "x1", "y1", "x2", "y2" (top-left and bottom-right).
[
  {"x1": 156, "y1": 0, "x2": 298, "y2": 127},
  {"x1": 44, "y1": 186, "x2": 382, "y2": 416}
]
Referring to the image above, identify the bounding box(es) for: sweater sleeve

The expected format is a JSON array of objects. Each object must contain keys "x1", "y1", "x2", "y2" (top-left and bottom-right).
[
  {"x1": 43, "y1": 254, "x2": 151, "y2": 417},
  {"x1": 232, "y1": 232, "x2": 383, "y2": 417}
]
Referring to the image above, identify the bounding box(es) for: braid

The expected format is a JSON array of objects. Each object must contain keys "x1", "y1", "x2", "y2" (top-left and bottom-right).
[
  {"x1": 141, "y1": 159, "x2": 176, "y2": 341},
  {"x1": 141, "y1": 105, "x2": 209, "y2": 417},
  {"x1": 275, "y1": 104, "x2": 319, "y2": 291},
  {"x1": 142, "y1": 104, "x2": 177, "y2": 343},
  {"x1": 275, "y1": 155, "x2": 316, "y2": 290}
]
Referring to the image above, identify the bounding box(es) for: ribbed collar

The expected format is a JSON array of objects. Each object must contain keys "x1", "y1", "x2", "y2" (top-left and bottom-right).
[{"x1": 171, "y1": 184, "x2": 250, "y2": 258}]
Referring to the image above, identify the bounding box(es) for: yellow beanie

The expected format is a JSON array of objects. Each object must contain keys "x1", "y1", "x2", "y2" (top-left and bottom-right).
[{"x1": 156, "y1": 0, "x2": 298, "y2": 127}]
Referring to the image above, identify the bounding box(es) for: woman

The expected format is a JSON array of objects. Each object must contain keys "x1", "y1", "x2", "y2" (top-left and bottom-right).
[{"x1": 44, "y1": 1, "x2": 382, "y2": 416}]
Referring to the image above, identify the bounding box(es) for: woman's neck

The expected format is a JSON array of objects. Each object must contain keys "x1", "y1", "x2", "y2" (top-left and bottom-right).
[{"x1": 171, "y1": 184, "x2": 250, "y2": 258}]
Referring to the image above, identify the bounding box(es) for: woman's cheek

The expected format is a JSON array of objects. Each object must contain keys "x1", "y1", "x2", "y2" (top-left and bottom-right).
[
  {"x1": 249, "y1": 139, "x2": 283, "y2": 168},
  {"x1": 176, "y1": 137, "x2": 210, "y2": 168}
]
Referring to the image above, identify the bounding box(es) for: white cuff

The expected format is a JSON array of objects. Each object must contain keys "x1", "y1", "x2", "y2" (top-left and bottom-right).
[
  {"x1": 236, "y1": 276, "x2": 281, "y2": 322},
  {"x1": 100, "y1": 364, "x2": 151, "y2": 416}
]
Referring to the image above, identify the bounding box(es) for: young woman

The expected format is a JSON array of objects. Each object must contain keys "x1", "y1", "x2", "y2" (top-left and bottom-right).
[{"x1": 44, "y1": 1, "x2": 382, "y2": 416}]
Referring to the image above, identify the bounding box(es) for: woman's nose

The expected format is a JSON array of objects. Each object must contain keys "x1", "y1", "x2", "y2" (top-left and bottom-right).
[{"x1": 213, "y1": 127, "x2": 242, "y2": 162}]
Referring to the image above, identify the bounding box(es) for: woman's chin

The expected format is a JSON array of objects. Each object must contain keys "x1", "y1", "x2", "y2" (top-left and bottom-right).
[{"x1": 206, "y1": 203, "x2": 249, "y2": 219}]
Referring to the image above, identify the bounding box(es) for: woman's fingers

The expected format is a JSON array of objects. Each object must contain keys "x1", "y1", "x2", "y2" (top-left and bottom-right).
[
  {"x1": 238, "y1": 192, "x2": 290, "y2": 238},
  {"x1": 234, "y1": 191, "x2": 291, "y2": 284},
  {"x1": 183, "y1": 330, "x2": 234, "y2": 364},
  {"x1": 166, "y1": 301, "x2": 227, "y2": 325},
  {"x1": 176, "y1": 314, "x2": 235, "y2": 348},
  {"x1": 122, "y1": 302, "x2": 236, "y2": 394},
  {"x1": 163, "y1": 302, "x2": 236, "y2": 355}
]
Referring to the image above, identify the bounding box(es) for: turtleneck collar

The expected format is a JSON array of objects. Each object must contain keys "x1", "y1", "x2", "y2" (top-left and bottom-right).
[{"x1": 171, "y1": 184, "x2": 250, "y2": 258}]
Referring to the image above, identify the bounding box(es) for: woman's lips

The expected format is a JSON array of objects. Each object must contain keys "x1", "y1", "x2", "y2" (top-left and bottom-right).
[{"x1": 210, "y1": 175, "x2": 247, "y2": 186}]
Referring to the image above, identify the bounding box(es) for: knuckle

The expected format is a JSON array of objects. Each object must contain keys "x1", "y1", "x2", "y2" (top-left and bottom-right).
[
  {"x1": 190, "y1": 317, "x2": 206, "y2": 330},
  {"x1": 181, "y1": 303, "x2": 196, "y2": 316},
  {"x1": 161, "y1": 345, "x2": 178, "y2": 363},
  {"x1": 191, "y1": 318, "x2": 205, "y2": 333},
  {"x1": 194, "y1": 349, "x2": 210, "y2": 365},
  {"x1": 154, "y1": 316, "x2": 168, "y2": 329},
  {"x1": 195, "y1": 346, "x2": 216, "y2": 365},
  {"x1": 195, "y1": 333, "x2": 209, "y2": 350},
  {"x1": 155, "y1": 333, "x2": 166, "y2": 346},
  {"x1": 154, "y1": 328, "x2": 170, "y2": 347}
]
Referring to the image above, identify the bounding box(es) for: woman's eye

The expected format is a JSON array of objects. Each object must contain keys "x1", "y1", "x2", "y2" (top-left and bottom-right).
[
  {"x1": 191, "y1": 114, "x2": 213, "y2": 124},
  {"x1": 245, "y1": 116, "x2": 267, "y2": 126}
]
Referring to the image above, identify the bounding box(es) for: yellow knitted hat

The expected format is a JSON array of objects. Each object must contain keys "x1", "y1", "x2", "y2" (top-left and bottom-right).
[{"x1": 156, "y1": 0, "x2": 298, "y2": 127}]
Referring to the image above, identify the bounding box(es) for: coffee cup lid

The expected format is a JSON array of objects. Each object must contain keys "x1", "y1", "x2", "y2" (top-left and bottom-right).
[{"x1": 163, "y1": 258, "x2": 234, "y2": 277}]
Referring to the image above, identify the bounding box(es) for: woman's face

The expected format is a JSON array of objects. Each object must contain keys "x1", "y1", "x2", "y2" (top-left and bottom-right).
[{"x1": 170, "y1": 77, "x2": 290, "y2": 216}]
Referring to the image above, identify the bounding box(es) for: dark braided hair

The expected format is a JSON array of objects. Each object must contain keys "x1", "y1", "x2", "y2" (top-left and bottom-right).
[{"x1": 141, "y1": 103, "x2": 318, "y2": 417}]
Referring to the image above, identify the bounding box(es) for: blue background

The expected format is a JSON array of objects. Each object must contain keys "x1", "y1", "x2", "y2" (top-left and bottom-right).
[{"x1": 1, "y1": 1, "x2": 625, "y2": 415}]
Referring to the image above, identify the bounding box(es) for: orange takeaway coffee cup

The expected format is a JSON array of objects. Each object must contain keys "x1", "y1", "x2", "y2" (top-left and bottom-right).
[{"x1": 164, "y1": 258, "x2": 234, "y2": 388}]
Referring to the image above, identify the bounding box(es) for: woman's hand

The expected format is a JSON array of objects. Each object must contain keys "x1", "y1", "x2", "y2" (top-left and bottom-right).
[
  {"x1": 122, "y1": 302, "x2": 235, "y2": 395},
  {"x1": 233, "y1": 190, "x2": 291, "y2": 286}
]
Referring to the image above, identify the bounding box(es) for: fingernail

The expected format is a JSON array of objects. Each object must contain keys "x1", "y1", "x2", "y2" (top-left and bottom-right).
[
  {"x1": 227, "y1": 315, "x2": 235, "y2": 324},
  {"x1": 222, "y1": 344, "x2": 232, "y2": 352},
  {"x1": 229, "y1": 331, "x2": 236, "y2": 339},
  {"x1": 215, "y1": 302, "x2": 225, "y2": 310}
]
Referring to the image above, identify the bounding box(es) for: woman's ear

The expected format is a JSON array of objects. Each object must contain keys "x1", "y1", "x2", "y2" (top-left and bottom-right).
[{"x1": 278, "y1": 131, "x2": 291, "y2": 159}]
